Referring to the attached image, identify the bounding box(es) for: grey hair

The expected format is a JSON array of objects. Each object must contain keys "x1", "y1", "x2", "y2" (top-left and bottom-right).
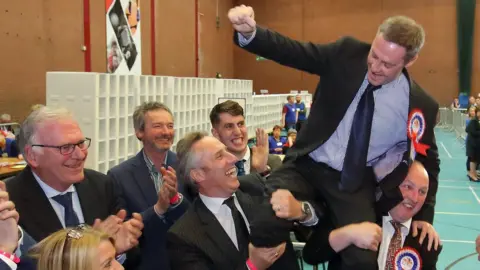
[
  {"x1": 18, "y1": 106, "x2": 74, "y2": 156},
  {"x1": 133, "y1": 102, "x2": 173, "y2": 132},
  {"x1": 176, "y1": 131, "x2": 208, "y2": 184}
]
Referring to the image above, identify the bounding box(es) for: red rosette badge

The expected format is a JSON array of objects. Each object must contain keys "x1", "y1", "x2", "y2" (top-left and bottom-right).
[{"x1": 393, "y1": 247, "x2": 422, "y2": 270}]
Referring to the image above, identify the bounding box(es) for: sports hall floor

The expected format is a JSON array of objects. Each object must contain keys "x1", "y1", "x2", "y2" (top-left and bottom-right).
[{"x1": 302, "y1": 128, "x2": 479, "y2": 269}]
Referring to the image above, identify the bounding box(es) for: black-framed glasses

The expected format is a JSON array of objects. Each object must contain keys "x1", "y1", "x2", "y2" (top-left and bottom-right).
[{"x1": 31, "y1": 138, "x2": 91, "y2": 155}]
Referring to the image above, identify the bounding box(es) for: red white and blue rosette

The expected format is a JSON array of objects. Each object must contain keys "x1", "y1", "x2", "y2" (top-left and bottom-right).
[
  {"x1": 393, "y1": 247, "x2": 422, "y2": 270},
  {"x1": 407, "y1": 109, "x2": 430, "y2": 157}
]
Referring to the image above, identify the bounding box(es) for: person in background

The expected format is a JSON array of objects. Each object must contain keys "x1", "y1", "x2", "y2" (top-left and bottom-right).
[
  {"x1": 0, "y1": 114, "x2": 14, "y2": 135},
  {"x1": 0, "y1": 131, "x2": 21, "y2": 159},
  {"x1": 268, "y1": 125, "x2": 286, "y2": 154},
  {"x1": 466, "y1": 107, "x2": 477, "y2": 174},
  {"x1": 281, "y1": 96, "x2": 297, "y2": 130},
  {"x1": 450, "y1": 97, "x2": 460, "y2": 109},
  {"x1": 282, "y1": 128, "x2": 297, "y2": 154},
  {"x1": 465, "y1": 107, "x2": 480, "y2": 182},
  {"x1": 295, "y1": 95, "x2": 307, "y2": 131},
  {"x1": 28, "y1": 225, "x2": 123, "y2": 270}
]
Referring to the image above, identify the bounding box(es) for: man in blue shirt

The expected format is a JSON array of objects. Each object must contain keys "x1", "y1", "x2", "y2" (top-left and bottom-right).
[
  {"x1": 281, "y1": 96, "x2": 297, "y2": 130},
  {"x1": 295, "y1": 95, "x2": 307, "y2": 132},
  {"x1": 229, "y1": 6, "x2": 440, "y2": 269}
]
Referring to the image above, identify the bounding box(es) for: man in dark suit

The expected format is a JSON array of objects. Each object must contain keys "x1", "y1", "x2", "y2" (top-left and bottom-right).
[
  {"x1": 108, "y1": 102, "x2": 189, "y2": 270},
  {"x1": 229, "y1": 5, "x2": 440, "y2": 269},
  {"x1": 6, "y1": 106, "x2": 143, "y2": 269},
  {"x1": 303, "y1": 161, "x2": 442, "y2": 270},
  {"x1": 167, "y1": 132, "x2": 314, "y2": 270}
]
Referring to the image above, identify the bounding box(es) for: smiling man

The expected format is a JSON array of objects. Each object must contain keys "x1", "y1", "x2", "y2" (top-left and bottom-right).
[
  {"x1": 6, "y1": 106, "x2": 144, "y2": 269},
  {"x1": 229, "y1": 5, "x2": 440, "y2": 269}
]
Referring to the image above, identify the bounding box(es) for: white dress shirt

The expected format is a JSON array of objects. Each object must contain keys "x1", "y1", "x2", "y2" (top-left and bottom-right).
[
  {"x1": 199, "y1": 193, "x2": 250, "y2": 250},
  {"x1": 377, "y1": 215, "x2": 412, "y2": 270},
  {"x1": 241, "y1": 149, "x2": 251, "y2": 175},
  {"x1": 32, "y1": 172, "x2": 85, "y2": 227}
]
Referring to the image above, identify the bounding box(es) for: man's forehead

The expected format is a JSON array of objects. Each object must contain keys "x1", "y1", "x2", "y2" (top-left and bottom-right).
[{"x1": 218, "y1": 113, "x2": 244, "y2": 123}]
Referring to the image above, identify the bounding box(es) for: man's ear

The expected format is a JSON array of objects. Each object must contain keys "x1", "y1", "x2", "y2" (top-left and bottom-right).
[
  {"x1": 190, "y1": 168, "x2": 205, "y2": 184},
  {"x1": 404, "y1": 54, "x2": 418, "y2": 68},
  {"x1": 211, "y1": 127, "x2": 219, "y2": 139},
  {"x1": 25, "y1": 146, "x2": 39, "y2": 168},
  {"x1": 135, "y1": 129, "x2": 144, "y2": 141}
]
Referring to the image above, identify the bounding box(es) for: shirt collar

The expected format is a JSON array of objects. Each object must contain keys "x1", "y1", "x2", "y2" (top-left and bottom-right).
[
  {"x1": 363, "y1": 73, "x2": 406, "y2": 89},
  {"x1": 199, "y1": 193, "x2": 236, "y2": 215},
  {"x1": 242, "y1": 148, "x2": 251, "y2": 162},
  {"x1": 384, "y1": 213, "x2": 412, "y2": 231},
  {"x1": 32, "y1": 171, "x2": 76, "y2": 199},
  {"x1": 143, "y1": 149, "x2": 168, "y2": 172}
]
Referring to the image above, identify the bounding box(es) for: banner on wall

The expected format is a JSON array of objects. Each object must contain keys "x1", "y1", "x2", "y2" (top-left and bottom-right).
[{"x1": 105, "y1": 0, "x2": 142, "y2": 74}]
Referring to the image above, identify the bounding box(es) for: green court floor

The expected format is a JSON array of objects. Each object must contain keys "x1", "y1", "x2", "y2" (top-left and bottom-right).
[{"x1": 302, "y1": 128, "x2": 479, "y2": 269}]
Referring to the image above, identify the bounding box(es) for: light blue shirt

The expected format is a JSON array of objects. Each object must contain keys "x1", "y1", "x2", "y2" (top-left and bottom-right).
[
  {"x1": 32, "y1": 172, "x2": 86, "y2": 227},
  {"x1": 309, "y1": 74, "x2": 409, "y2": 172}
]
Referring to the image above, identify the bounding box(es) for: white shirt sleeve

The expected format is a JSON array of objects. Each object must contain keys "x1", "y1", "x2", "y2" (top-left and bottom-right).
[
  {"x1": 0, "y1": 254, "x2": 17, "y2": 270},
  {"x1": 238, "y1": 30, "x2": 257, "y2": 47}
]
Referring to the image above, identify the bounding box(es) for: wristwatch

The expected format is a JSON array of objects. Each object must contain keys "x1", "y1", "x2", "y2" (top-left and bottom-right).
[{"x1": 300, "y1": 201, "x2": 312, "y2": 220}]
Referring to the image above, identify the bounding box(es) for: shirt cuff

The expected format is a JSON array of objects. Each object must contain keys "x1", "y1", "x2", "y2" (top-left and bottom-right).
[
  {"x1": 299, "y1": 202, "x2": 319, "y2": 226},
  {"x1": 15, "y1": 227, "x2": 23, "y2": 257},
  {"x1": 238, "y1": 30, "x2": 257, "y2": 47},
  {"x1": 0, "y1": 254, "x2": 17, "y2": 270},
  {"x1": 116, "y1": 253, "x2": 127, "y2": 264}
]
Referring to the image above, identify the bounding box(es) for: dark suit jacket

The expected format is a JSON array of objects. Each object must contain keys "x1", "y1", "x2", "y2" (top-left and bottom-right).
[
  {"x1": 303, "y1": 218, "x2": 442, "y2": 270},
  {"x1": 6, "y1": 167, "x2": 140, "y2": 269},
  {"x1": 107, "y1": 150, "x2": 189, "y2": 270},
  {"x1": 235, "y1": 27, "x2": 440, "y2": 223},
  {"x1": 167, "y1": 190, "x2": 299, "y2": 270}
]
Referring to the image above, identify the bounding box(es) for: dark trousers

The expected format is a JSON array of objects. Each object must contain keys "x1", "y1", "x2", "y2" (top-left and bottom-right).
[
  {"x1": 266, "y1": 155, "x2": 378, "y2": 270},
  {"x1": 296, "y1": 120, "x2": 305, "y2": 132}
]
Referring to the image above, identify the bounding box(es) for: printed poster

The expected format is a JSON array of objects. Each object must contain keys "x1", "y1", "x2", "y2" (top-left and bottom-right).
[{"x1": 106, "y1": 0, "x2": 142, "y2": 74}]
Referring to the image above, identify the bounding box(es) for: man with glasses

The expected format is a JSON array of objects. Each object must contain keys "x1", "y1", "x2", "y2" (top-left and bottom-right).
[{"x1": 6, "y1": 106, "x2": 144, "y2": 269}]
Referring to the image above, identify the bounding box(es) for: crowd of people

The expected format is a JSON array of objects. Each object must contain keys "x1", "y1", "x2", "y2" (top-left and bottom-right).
[{"x1": 2, "y1": 4, "x2": 480, "y2": 270}]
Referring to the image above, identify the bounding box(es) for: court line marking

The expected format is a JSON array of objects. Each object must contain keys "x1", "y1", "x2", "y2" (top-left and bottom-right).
[
  {"x1": 441, "y1": 240, "x2": 475, "y2": 244},
  {"x1": 440, "y1": 179, "x2": 468, "y2": 182},
  {"x1": 468, "y1": 185, "x2": 480, "y2": 204},
  {"x1": 440, "y1": 141, "x2": 452, "y2": 158},
  {"x1": 436, "y1": 212, "x2": 480, "y2": 216},
  {"x1": 439, "y1": 185, "x2": 480, "y2": 189}
]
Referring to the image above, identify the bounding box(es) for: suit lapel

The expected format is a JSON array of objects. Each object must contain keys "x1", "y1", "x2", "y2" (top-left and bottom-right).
[
  {"x1": 132, "y1": 151, "x2": 158, "y2": 206},
  {"x1": 195, "y1": 199, "x2": 242, "y2": 266},
  {"x1": 235, "y1": 191, "x2": 256, "y2": 225},
  {"x1": 18, "y1": 168, "x2": 63, "y2": 240},
  {"x1": 75, "y1": 176, "x2": 98, "y2": 225}
]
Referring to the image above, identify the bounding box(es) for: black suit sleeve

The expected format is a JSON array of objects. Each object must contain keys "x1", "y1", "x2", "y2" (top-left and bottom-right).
[
  {"x1": 466, "y1": 119, "x2": 480, "y2": 137},
  {"x1": 302, "y1": 220, "x2": 338, "y2": 265},
  {"x1": 234, "y1": 26, "x2": 341, "y2": 76},
  {"x1": 0, "y1": 260, "x2": 13, "y2": 270},
  {"x1": 414, "y1": 106, "x2": 440, "y2": 223},
  {"x1": 167, "y1": 232, "x2": 248, "y2": 270}
]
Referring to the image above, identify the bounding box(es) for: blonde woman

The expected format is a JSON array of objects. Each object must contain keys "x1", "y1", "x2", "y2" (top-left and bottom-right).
[{"x1": 29, "y1": 225, "x2": 123, "y2": 270}]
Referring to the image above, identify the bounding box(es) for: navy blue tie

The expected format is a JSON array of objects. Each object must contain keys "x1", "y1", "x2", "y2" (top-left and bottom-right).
[
  {"x1": 52, "y1": 192, "x2": 80, "y2": 227},
  {"x1": 235, "y1": 160, "x2": 246, "y2": 176},
  {"x1": 340, "y1": 83, "x2": 381, "y2": 192}
]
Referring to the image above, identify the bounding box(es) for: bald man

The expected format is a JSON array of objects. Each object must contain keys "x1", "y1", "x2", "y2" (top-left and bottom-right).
[{"x1": 303, "y1": 162, "x2": 442, "y2": 270}]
